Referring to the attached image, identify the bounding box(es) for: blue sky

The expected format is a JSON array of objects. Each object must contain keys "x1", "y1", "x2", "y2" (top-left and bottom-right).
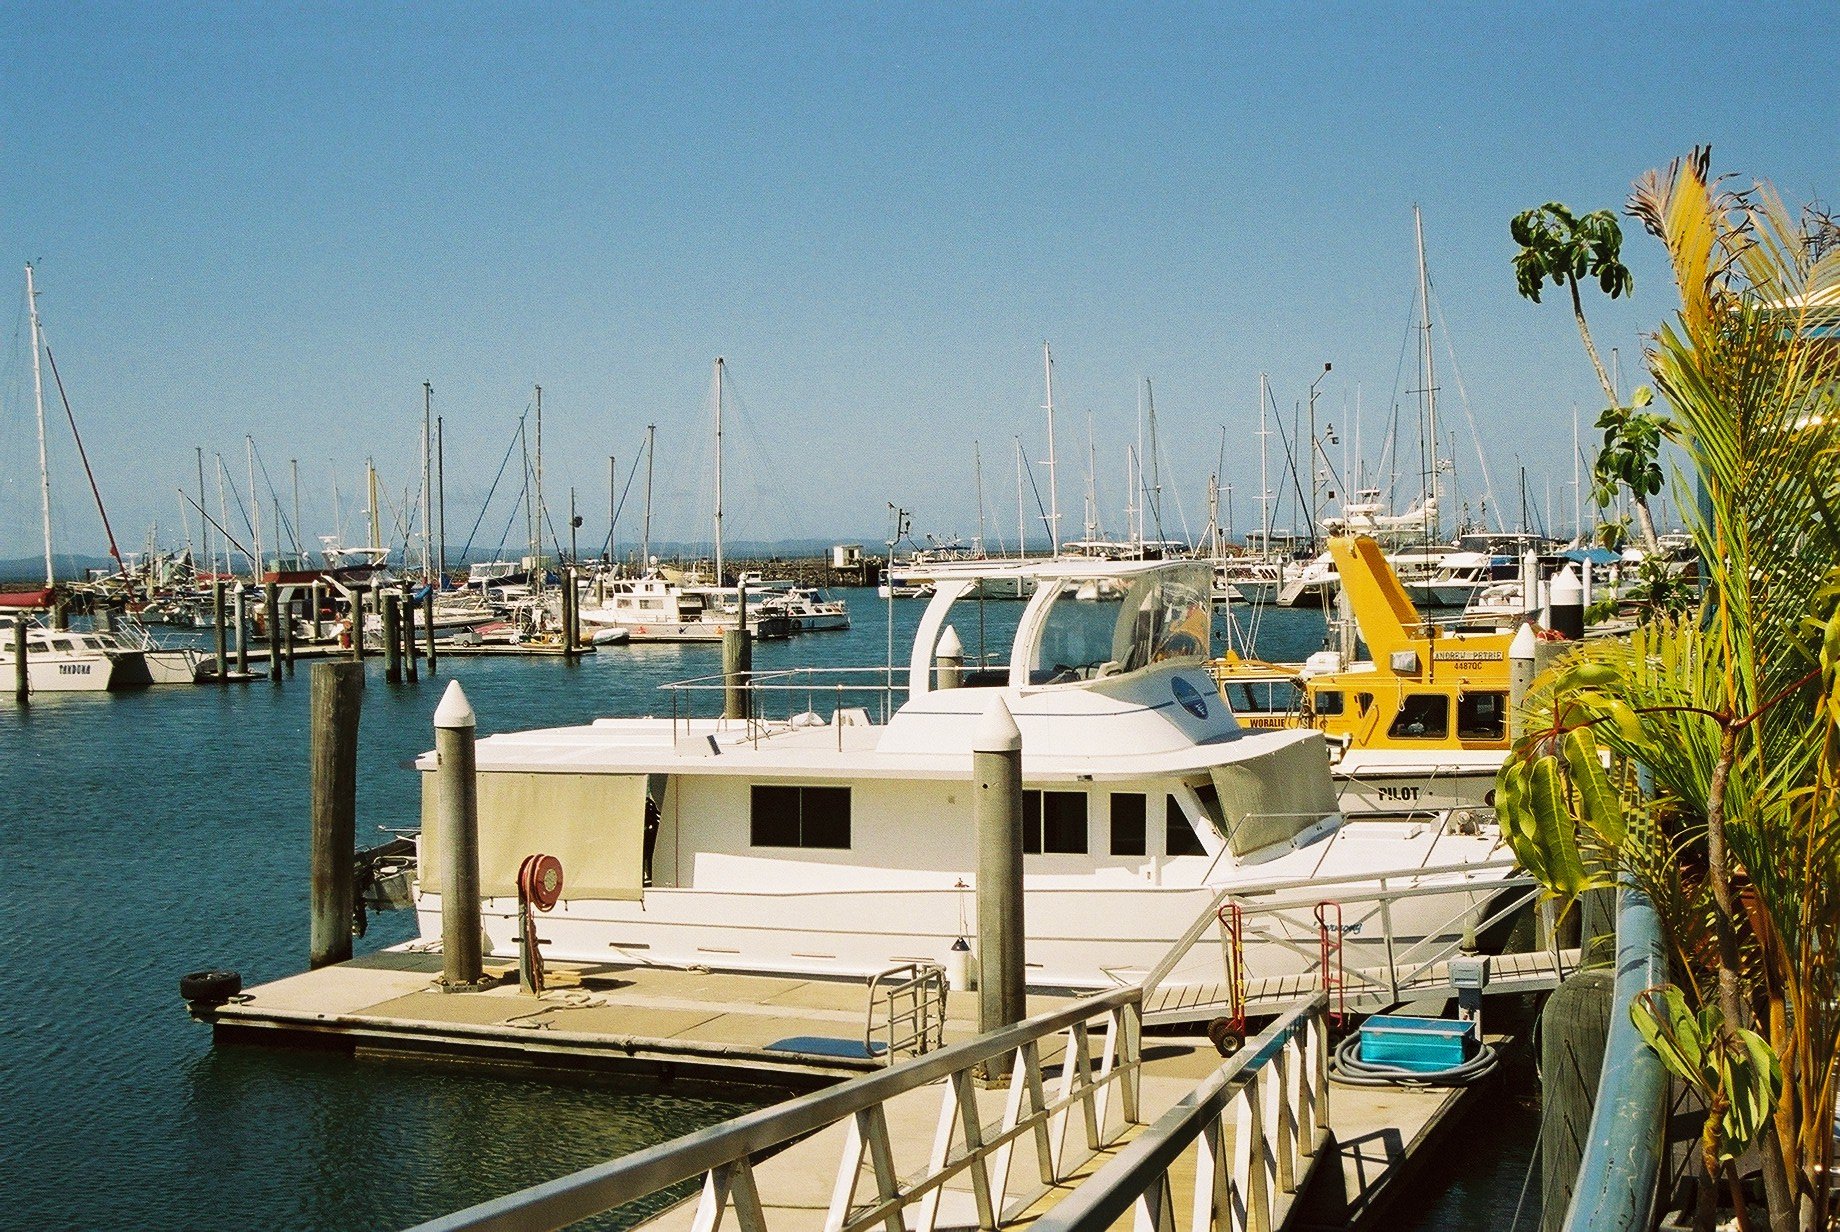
[{"x1": 0, "y1": 3, "x2": 1833, "y2": 565}]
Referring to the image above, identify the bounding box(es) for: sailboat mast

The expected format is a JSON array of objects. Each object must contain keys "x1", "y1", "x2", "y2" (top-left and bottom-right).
[
  {"x1": 1042, "y1": 342, "x2": 1059, "y2": 554},
  {"x1": 973, "y1": 440, "x2": 986, "y2": 556},
  {"x1": 437, "y1": 415, "x2": 448, "y2": 583},
  {"x1": 1414, "y1": 205, "x2": 1440, "y2": 541},
  {"x1": 197, "y1": 446, "x2": 209, "y2": 577},
  {"x1": 291, "y1": 459, "x2": 301, "y2": 563},
  {"x1": 1257, "y1": 374, "x2": 1271, "y2": 549},
  {"x1": 712, "y1": 357, "x2": 725, "y2": 584},
  {"x1": 247, "y1": 436, "x2": 261, "y2": 576},
  {"x1": 1014, "y1": 437, "x2": 1025, "y2": 558},
  {"x1": 534, "y1": 384, "x2": 544, "y2": 575},
  {"x1": 1146, "y1": 378, "x2": 1161, "y2": 543},
  {"x1": 367, "y1": 458, "x2": 380, "y2": 555},
  {"x1": 25, "y1": 265, "x2": 53, "y2": 587},
  {"x1": 643, "y1": 423, "x2": 655, "y2": 570},
  {"x1": 1572, "y1": 405, "x2": 1582, "y2": 541},
  {"x1": 422, "y1": 381, "x2": 433, "y2": 580}
]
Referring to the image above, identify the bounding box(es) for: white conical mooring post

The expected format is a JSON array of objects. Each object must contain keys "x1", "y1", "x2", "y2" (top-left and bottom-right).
[
  {"x1": 435, "y1": 680, "x2": 485, "y2": 989},
  {"x1": 936, "y1": 625, "x2": 964, "y2": 690},
  {"x1": 1509, "y1": 622, "x2": 1538, "y2": 746},
  {"x1": 975, "y1": 695, "x2": 1025, "y2": 1034}
]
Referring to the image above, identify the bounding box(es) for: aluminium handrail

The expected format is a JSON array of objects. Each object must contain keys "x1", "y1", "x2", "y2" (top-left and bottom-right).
[
  {"x1": 1560, "y1": 883, "x2": 1668, "y2": 1232},
  {"x1": 406, "y1": 986, "x2": 1141, "y2": 1232}
]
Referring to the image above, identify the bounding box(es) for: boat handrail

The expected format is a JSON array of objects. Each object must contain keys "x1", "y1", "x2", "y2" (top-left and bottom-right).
[
  {"x1": 1560, "y1": 884, "x2": 1668, "y2": 1232},
  {"x1": 403, "y1": 985, "x2": 1146, "y2": 1232}
]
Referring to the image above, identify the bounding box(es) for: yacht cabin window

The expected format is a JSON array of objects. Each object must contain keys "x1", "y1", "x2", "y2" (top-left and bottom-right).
[
  {"x1": 1023, "y1": 790, "x2": 1088, "y2": 854},
  {"x1": 1166, "y1": 795, "x2": 1209, "y2": 856},
  {"x1": 1313, "y1": 690, "x2": 1345, "y2": 716},
  {"x1": 750, "y1": 785, "x2": 851, "y2": 849},
  {"x1": 1109, "y1": 793, "x2": 1147, "y2": 856}
]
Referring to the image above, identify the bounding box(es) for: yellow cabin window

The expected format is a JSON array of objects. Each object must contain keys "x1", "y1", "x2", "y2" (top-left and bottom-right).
[{"x1": 1388, "y1": 694, "x2": 1450, "y2": 740}]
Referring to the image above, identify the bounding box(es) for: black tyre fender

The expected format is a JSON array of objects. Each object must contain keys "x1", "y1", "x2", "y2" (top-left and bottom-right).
[{"x1": 180, "y1": 969, "x2": 242, "y2": 1005}]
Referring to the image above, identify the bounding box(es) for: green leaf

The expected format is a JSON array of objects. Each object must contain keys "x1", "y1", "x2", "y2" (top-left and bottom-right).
[
  {"x1": 1563, "y1": 727, "x2": 1625, "y2": 845},
  {"x1": 1530, "y1": 756, "x2": 1584, "y2": 899}
]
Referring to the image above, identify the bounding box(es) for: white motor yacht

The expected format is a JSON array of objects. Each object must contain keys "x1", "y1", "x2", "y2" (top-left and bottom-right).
[
  {"x1": 0, "y1": 614, "x2": 153, "y2": 692},
  {"x1": 410, "y1": 558, "x2": 1511, "y2": 992}
]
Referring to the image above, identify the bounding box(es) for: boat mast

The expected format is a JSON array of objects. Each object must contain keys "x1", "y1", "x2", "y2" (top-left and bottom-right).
[
  {"x1": 367, "y1": 458, "x2": 380, "y2": 557},
  {"x1": 1257, "y1": 373, "x2": 1271, "y2": 552},
  {"x1": 1414, "y1": 205, "x2": 1440, "y2": 542},
  {"x1": 1571, "y1": 405, "x2": 1582, "y2": 542},
  {"x1": 290, "y1": 458, "x2": 301, "y2": 565},
  {"x1": 437, "y1": 415, "x2": 448, "y2": 584},
  {"x1": 642, "y1": 423, "x2": 655, "y2": 571},
  {"x1": 534, "y1": 384, "x2": 544, "y2": 577},
  {"x1": 1145, "y1": 378, "x2": 1162, "y2": 544},
  {"x1": 1041, "y1": 342, "x2": 1059, "y2": 554},
  {"x1": 422, "y1": 381, "x2": 433, "y2": 580},
  {"x1": 25, "y1": 265, "x2": 53, "y2": 587},
  {"x1": 712, "y1": 357, "x2": 725, "y2": 584},
  {"x1": 973, "y1": 440, "x2": 986, "y2": 556},
  {"x1": 196, "y1": 446, "x2": 209, "y2": 577},
  {"x1": 1083, "y1": 414, "x2": 1098, "y2": 543},
  {"x1": 1014, "y1": 437, "x2": 1025, "y2": 558},
  {"x1": 247, "y1": 436, "x2": 262, "y2": 576}
]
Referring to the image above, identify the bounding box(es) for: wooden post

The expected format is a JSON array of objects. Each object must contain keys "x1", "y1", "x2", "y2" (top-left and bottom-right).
[
  {"x1": 13, "y1": 617, "x2": 27, "y2": 703},
  {"x1": 212, "y1": 580, "x2": 228, "y2": 679},
  {"x1": 402, "y1": 584, "x2": 419, "y2": 681},
  {"x1": 233, "y1": 583, "x2": 249, "y2": 676},
  {"x1": 309, "y1": 580, "x2": 323, "y2": 641},
  {"x1": 975, "y1": 695, "x2": 1026, "y2": 1034},
  {"x1": 309, "y1": 661, "x2": 365, "y2": 969},
  {"x1": 435, "y1": 681, "x2": 484, "y2": 989},
  {"x1": 1539, "y1": 966, "x2": 1615, "y2": 1232},
  {"x1": 381, "y1": 592, "x2": 402, "y2": 683},
  {"x1": 265, "y1": 585, "x2": 282, "y2": 682},
  {"x1": 562, "y1": 567, "x2": 577, "y2": 655},
  {"x1": 424, "y1": 588, "x2": 437, "y2": 675}
]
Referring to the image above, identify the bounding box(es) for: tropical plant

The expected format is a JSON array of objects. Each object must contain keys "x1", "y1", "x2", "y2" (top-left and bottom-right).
[
  {"x1": 1510, "y1": 201, "x2": 1668, "y2": 549},
  {"x1": 1499, "y1": 148, "x2": 1840, "y2": 1231}
]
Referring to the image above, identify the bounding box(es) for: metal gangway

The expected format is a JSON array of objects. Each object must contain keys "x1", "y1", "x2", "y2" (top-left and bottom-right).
[{"x1": 405, "y1": 984, "x2": 1334, "y2": 1232}]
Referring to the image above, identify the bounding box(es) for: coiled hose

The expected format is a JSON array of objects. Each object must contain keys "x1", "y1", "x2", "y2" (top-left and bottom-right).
[{"x1": 1328, "y1": 1030, "x2": 1501, "y2": 1087}]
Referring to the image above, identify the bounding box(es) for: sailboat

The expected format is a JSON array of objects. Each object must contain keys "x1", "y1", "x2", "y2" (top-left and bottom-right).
[
  {"x1": 0, "y1": 265, "x2": 151, "y2": 693},
  {"x1": 577, "y1": 360, "x2": 791, "y2": 643}
]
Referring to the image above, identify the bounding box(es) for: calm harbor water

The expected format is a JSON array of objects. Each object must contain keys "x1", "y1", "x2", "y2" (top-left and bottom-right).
[{"x1": 0, "y1": 590, "x2": 1529, "y2": 1230}]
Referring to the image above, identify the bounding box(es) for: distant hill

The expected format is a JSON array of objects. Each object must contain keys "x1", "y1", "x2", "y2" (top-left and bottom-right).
[{"x1": 0, "y1": 553, "x2": 118, "y2": 584}]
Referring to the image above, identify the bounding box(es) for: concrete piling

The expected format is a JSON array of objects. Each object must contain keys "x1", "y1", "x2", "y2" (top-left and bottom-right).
[
  {"x1": 13, "y1": 617, "x2": 27, "y2": 702},
  {"x1": 935, "y1": 625, "x2": 964, "y2": 690},
  {"x1": 233, "y1": 583, "x2": 249, "y2": 676},
  {"x1": 435, "y1": 680, "x2": 484, "y2": 990},
  {"x1": 424, "y1": 588, "x2": 437, "y2": 675},
  {"x1": 212, "y1": 580, "x2": 228, "y2": 680},
  {"x1": 974, "y1": 695, "x2": 1026, "y2": 1034},
  {"x1": 308, "y1": 661, "x2": 365, "y2": 970},
  {"x1": 402, "y1": 584, "x2": 418, "y2": 682},
  {"x1": 382, "y1": 592, "x2": 402, "y2": 684},
  {"x1": 265, "y1": 586, "x2": 282, "y2": 682}
]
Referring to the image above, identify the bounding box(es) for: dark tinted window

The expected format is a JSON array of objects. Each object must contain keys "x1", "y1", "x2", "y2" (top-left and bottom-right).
[
  {"x1": 1023, "y1": 790, "x2": 1088, "y2": 854},
  {"x1": 1388, "y1": 694, "x2": 1450, "y2": 740},
  {"x1": 750, "y1": 784, "x2": 851, "y2": 848},
  {"x1": 1110, "y1": 793, "x2": 1147, "y2": 856},
  {"x1": 1166, "y1": 795, "x2": 1208, "y2": 856},
  {"x1": 1314, "y1": 690, "x2": 1344, "y2": 716},
  {"x1": 1457, "y1": 691, "x2": 1507, "y2": 740}
]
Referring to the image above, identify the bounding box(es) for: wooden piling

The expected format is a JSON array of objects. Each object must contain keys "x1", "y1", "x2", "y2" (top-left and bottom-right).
[
  {"x1": 309, "y1": 581, "x2": 323, "y2": 642},
  {"x1": 265, "y1": 585, "x2": 282, "y2": 682},
  {"x1": 402, "y1": 584, "x2": 419, "y2": 682},
  {"x1": 424, "y1": 588, "x2": 437, "y2": 675},
  {"x1": 1539, "y1": 966, "x2": 1615, "y2": 1232},
  {"x1": 212, "y1": 580, "x2": 228, "y2": 679},
  {"x1": 309, "y1": 661, "x2": 365, "y2": 970},
  {"x1": 434, "y1": 681, "x2": 484, "y2": 989},
  {"x1": 975, "y1": 696, "x2": 1025, "y2": 1034},
  {"x1": 13, "y1": 617, "x2": 27, "y2": 702},
  {"x1": 382, "y1": 592, "x2": 402, "y2": 683},
  {"x1": 562, "y1": 567, "x2": 577, "y2": 655}
]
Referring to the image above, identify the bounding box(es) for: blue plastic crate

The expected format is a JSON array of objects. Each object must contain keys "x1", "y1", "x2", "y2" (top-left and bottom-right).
[{"x1": 1357, "y1": 1015, "x2": 1477, "y2": 1073}]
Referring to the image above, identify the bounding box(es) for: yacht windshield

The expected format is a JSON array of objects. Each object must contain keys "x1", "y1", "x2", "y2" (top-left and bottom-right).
[{"x1": 1030, "y1": 565, "x2": 1212, "y2": 682}]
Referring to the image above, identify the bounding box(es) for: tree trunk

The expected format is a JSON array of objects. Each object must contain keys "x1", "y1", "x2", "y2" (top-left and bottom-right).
[
  {"x1": 1570, "y1": 280, "x2": 1619, "y2": 407},
  {"x1": 1633, "y1": 496, "x2": 1662, "y2": 553}
]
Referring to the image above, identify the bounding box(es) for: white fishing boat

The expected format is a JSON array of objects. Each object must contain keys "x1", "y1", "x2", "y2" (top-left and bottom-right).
[
  {"x1": 754, "y1": 585, "x2": 851, "y2": 632},
  {"x1": 409, "y1": 556, "x2": 1511, "y2": 991},
  {"x1": 0, "y1": 614, "x2": 152, "y2": 692},
  {"x1": 577, "y1": 575, "x2": 791, "y2": 642}
]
